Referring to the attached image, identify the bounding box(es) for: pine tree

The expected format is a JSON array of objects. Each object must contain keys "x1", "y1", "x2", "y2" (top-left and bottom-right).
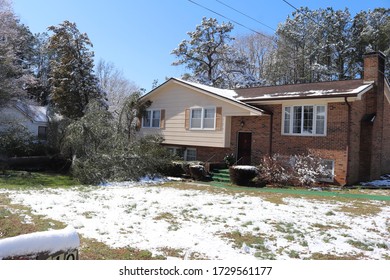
[
  {"x1": 172, "y1": 17, "x2": 256, "y2": 89},
  {"x1": 352, "y1": 8, "x2": 390, "y2": 80},
  {"x1": 47, "y1": 21, "x2": 105, "y2": 119}
]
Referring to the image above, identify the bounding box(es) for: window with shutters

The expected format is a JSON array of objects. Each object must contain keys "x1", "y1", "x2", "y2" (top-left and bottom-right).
[
  {"x1": 190, "y1": 107, "x2": 216, "y2": 130},
  {"x1": 142, "y1": 109, "x2": 163, "y2": 128}
]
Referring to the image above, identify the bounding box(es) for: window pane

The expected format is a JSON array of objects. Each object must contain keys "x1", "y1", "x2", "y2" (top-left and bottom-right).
[
  {"x1": 191, "y1": 109, "x2": 202, "y2": 128},
  {"x1": 152, "y1": 110, "x2": 160, "y2": 128},
  {"x1": 284, "y1": 107, "x2": 291, "y2": 134},
  {"x1": 316, "y1": 106, "x2": 325, "y2": 135},
  {"x1": 191, "y1": 109, "x2": 202, "y2": 118},
  {"x1": 38, "y1": 126, "x2": 47, "y2": 140},
  {"x1": 204, "y1": 108, "x2": 215, "y2": 119},
  {"x1": 293, "y1": 106, "x2": 302, "y2": 133},
  {"x1": 143, "y1": 111, "x2": 151, "y2": 127},
  {"x1": 203, "y1": 108, "x2": 215, "y2": 129},
  {"x1": 203, "y1": 119, "x2": 214, "y2": 128},
  {"x1": 186, "y1": 149, "x2": 197, "y2": 161},
  {"x1": 303, "y1": 106, "x2": 313, "y2": 134}
]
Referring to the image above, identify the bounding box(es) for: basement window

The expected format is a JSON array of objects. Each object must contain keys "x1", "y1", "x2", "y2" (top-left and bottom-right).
[
  {"x1": 185, "y1": 148, "x2": 197, "y2": 161},
  {"x1": 318, "y1": 159, "x2": 335, "y2": 183}
]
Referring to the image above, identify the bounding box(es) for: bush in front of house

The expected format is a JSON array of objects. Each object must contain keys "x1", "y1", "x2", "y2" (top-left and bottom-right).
[
  {"x1": 291, "y1": 153, "x2": 331, "y2": 187},
  {"x1": 189, "y1": 164, "x2": 207, "y2": 181},
  {"x1": 229, "y1": 165, "x2": 258, "y2": 186},
  {"x1": 0, "y1": 124, "x2": 35, "y2": 157},
  {"x1": 0, "y1": 124, "x2": 52, "y2": 157},
  {"x1": 257, "y1": 153, "x2": 331, "y2": 188},
  {"x1": 160, "y1": 161, "x2": 209, "y2": 180},
  {"x1": 160, "y1": 161, "x2": 186, "y2": 177},
  {"x1": 223, "y1": 153, "x2": 235, "y2": 167},
  {"x1": 257, "y1": 154, "x2": 292, "y2": 187}
]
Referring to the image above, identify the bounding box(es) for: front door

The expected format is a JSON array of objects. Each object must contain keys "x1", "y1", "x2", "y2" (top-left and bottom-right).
[{"x1": 237, "y1": 132, "x2": 252, "y2": 165}]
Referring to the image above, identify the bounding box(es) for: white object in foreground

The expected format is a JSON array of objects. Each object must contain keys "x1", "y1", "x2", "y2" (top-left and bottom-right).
[{"x1": 0, "y1": 226, "x2": 80, "y2": 260}]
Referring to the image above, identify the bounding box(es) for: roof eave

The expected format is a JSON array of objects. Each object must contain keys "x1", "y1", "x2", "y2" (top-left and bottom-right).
[
  {"x1": 238, "y1": 93, "x2": 359, "y2": 103},
  {"x1": 143, "y1": 78, "x2": 268, "y2": 116},
  {"x1": 239, "y1": 84, "x2": 374, "y2": 103}
]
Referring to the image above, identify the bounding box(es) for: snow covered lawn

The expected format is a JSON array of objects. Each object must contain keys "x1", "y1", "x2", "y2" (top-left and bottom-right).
[{"x1": 1, "y1": 181, "x2": 389, "y2": 260}]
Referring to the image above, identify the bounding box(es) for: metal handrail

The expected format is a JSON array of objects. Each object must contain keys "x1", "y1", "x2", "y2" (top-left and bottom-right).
[
  {"x1": 205, "y1": 153, "x2": 217, "y2": 163},
  {"x1": 232, "y1": 157, "x2": 243, "y2": 166}
]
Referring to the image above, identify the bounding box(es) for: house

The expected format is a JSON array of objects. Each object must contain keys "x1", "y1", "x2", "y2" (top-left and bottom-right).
[
  {"x1": 139, "y1": 52, "x2": 390, "y2": 185},
  {"x1": 0, "y1": 101, "x2": 49, "y2": 141}
]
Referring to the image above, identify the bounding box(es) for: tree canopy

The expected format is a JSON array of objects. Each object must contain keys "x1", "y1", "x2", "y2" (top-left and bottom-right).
[
  {"x1": 171, "y1": 17, "x2": 256, "y2": 88},
  {"x1": 0, "y1": 0, "x2": 34, "y2": 105},
  {"x1": 172, "y1": 8, "x2": 390, "y2": 88}
]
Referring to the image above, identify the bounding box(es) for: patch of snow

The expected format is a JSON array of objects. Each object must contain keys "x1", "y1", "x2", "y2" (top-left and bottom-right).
[
  {"x1": 237, "y1": 83, "x2": 373, "y2": 100},
  {"x1": 101, "y1": 176, "x2": 181, "y2": 187},
  {"x1": 0, "y1": 226, "x2": 79, "y2": 259},
  {"x1": 175, "y1": 78, "x2": 264, "y2": 114},
  {"x1": 176, "y1": 78, "x2": 238, "y2": 100},
  {"x1": 231, "y1": 165, "x2": 258, "y2": 171},
  {"x1": 1, "y1": 182, "x2": 389, "y2": 260},
  {"x1": 361, "y1": 174, "x2": 390, "y2": 187}
]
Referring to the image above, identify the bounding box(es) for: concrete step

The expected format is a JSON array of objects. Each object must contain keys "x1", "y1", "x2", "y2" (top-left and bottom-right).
[{"x1": 211, "y1": 169, "x2": 230, "y2": 183}]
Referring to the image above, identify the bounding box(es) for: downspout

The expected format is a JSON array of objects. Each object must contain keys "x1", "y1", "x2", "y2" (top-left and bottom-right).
[
  {"x1": 269, "y1": 112, "x2": 273, "y2": 156},
  {"x1": 344, "y1": 97, "x2": 352, "y2": 185}
]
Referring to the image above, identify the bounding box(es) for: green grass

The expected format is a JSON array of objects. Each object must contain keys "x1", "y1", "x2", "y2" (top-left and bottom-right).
[
  {"x1": 347, "y1": 239, "x2": 375, "y2": 251},
  {"x1": 0, "y1": 171, "x2": 78, "y2": 189},
  {"x1": 221, "y1": 230, "x2": 277, "y2": 259}
]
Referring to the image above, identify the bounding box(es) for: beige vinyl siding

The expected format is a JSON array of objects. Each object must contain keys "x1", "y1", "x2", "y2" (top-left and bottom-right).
[{"x1": 140, "y1": 82, "x2": 260, "y2": 148}]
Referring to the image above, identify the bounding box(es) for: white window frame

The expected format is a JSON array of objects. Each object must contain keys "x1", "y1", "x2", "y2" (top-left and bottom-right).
[
  {"x1": 318, "y1": 159, "x2": 335, "y2": 183},
  {"x1": 282, "y1": 105, "x2": 327, "y2": 136},
  {"x1": 190, "y1": 107, "x2": 216, "y2": 130},
  {"x1": 142, "y1": 109, "x2": 161, "y2": 128},
  {"x1": 167, "y1": 146, "x2": 184, "y2": 159},
  {"x1": 185, "y1": 148, "x2": 197, "y2": 161}
]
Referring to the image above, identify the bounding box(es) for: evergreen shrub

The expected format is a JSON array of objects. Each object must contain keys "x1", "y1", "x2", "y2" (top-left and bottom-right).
[{"x1": 229, "y1": 165, "x2": 258, "y2": 186}]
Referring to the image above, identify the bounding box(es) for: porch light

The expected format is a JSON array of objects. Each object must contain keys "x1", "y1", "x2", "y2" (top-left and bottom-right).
[{"x1": 240, "y1": 120, "x2": 245, "y2": 128}]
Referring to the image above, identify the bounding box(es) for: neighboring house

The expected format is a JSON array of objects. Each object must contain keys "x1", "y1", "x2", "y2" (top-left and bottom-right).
[
  {"x1": 139, "y1": 52, "x2": 390, "y2": 185},
  {"x1": 0, "y1": 101, "x2": 49, "y2": 141}
]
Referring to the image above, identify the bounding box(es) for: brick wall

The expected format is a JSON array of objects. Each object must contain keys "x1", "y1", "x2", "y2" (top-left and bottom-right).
[
  {"x1": 227, "y1": 103, "x2": 352, "y2": 185},
  {"x1": 363, "y1": 52, "x2": 387, "y2": 181},
  {"x1": 230, "y1": 115, "x2": 271, "y2": 165},
  {"x1": 381, "y1": 90, "x2": 390, "y2": 175},
  {"x1": 196, "y1": 146, "x2": 232, "y2": 162},
  {"x1": 163, "y1": 144, "x2": 232, "y2": 163},
  {"x1": 347, "y1": 96, "x2": 366, "y2": 183},
  {"x1": 261, "y1": 104, "x2": 350, "y2": 185}
]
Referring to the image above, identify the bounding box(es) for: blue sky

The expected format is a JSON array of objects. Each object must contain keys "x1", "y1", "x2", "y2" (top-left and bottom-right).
[{"x1": 13, "y1": 0, "x2": 390, "y2": 91}]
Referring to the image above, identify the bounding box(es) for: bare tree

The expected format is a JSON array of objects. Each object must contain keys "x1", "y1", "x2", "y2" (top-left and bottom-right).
[
  {"x1": 95, "y1": 59, "x2": 139, "y2": 119},
  {"x1": 233, "y1": 32, "x2": 277, "y2": 85}
]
